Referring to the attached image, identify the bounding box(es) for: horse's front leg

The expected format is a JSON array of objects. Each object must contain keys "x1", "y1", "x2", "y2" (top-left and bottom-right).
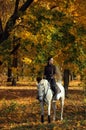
[
  {"x1": 40, "y1": 102, "x2": 44, "y2": 123},
  {"x1": 48, "y1": 101, "x2": 51, "y2": 123},
  {"x1": 52, "y1": 102, "x2": 56, "y2": 121}
]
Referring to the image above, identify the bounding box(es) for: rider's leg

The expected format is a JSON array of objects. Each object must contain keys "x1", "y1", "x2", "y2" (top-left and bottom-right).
[{"x1": 50, "y1": 78, "x2": 57, "y2": 98}]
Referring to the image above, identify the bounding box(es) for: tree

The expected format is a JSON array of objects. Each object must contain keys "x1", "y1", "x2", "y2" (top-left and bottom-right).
[
  {"x1": 0, "y1": 0, "x2": 34, "y2": 83},
  {"x1": 0, "y1": 0, "x2": 33, "y2": 42}
]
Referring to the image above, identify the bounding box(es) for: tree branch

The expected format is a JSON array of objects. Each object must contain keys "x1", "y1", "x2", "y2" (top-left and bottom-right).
[
  {"x1": 10, "y1": 37, "x2": 21, "y2": 54},
  {"x1": 11, "y1": 43, "x2": 21, "y2": 54},
  {"x1": 1, "y1": 0, "x2": 33, "y2": 43},
  {"x1": 19, "y1": 0, "x2": 33, "y2": 12},
  {"x1": 14, "y1": 0, "x2": 20, "y2": 13}
]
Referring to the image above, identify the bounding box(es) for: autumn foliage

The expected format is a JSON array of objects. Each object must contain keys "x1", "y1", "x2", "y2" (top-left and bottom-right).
[
  {"x1": 0, "y1": 1, "x2": 86, "y2": 128},
  {"x1": 0, "y1": 0, "x2": 85, "y2": 79}
]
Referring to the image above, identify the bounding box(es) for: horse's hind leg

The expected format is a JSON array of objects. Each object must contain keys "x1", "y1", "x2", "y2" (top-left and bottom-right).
[
  {"x1": 40, "y1": 102, "x2": 44, "y2": 123},
  {"x1": 48, "y1": 101, "x2": 51, "y2": 123},
  {"x1": 60, "y1": 98, "x2": 64, "y2": 120},
  {"x1": 41, "y1": 115, "x2": 44, "y2": 123},
  {"x1": 52, "y1": 102, "x2": 56, "y2": 121}
]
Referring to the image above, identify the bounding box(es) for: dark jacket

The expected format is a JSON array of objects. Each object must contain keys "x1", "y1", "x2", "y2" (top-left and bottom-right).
[{"x1": 44, "y1": 64, "x2": 56, "y2": 81}]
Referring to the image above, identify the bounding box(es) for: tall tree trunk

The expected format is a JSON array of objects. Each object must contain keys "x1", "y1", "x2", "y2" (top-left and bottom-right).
[
  {"x1": 63, "y1": 69, "x2": 70, "y2": 97},
  {"x1": 7, "y1": 67, "x2": 12, "y2": 82},
  {"x1": 11, "y1": 56, "x2": 17, "y2": 86},
  {"x1": 11, "y1": 37, "x2": 19, "y2": 86}
]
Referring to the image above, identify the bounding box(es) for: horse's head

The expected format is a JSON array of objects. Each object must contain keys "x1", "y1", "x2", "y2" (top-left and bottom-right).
[{"x1": 38, "y1": 79, "x2": 49, "y2": 102}]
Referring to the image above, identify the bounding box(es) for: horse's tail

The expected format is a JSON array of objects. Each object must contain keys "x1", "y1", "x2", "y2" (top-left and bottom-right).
[{"x1": 56, "y1": 82, "x2": 65, "y2": 100}]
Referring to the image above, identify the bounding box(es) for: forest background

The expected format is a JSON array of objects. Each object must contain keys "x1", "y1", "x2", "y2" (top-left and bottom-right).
[{"x1": 0, "y1": 0, "x2": 86, "y2": 86}]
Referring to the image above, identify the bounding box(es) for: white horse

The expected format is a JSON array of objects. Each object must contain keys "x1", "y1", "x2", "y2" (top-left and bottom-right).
[{"x1": 37, "y1": 79, "x2": 65, "y2": 123}]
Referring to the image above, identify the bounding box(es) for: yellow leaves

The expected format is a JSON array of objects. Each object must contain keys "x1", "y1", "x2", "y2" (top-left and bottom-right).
[
  {"x1": 68, "y1": 4, "x2": 76, "y2": 14},
  {"x1": 84, "y1": 98, "x2": 86, "y2": 103},
  {"x1": 11, "y1": 67, "x2": 17, "y2": 77},
  {"x1": 77, "y1": 121, "x2": 81, "y2": 127},
  {"x1": 20, "y1": 31, "x2": 32, "y2": 40},
  {"x1": 39, "y1": 24, "x2": 56, "y2": 43},
  {"x1": 19, "y1": 23, "x2": 56, "y2": 45},
  {"x1": 78, "y1": 55, "x2": 86, "y2": 62},
  {"x1": 34, "y1": 0, "x2": 38, "y2": 2},
  {"x1": 22, "y1": 57, "x2": 32, "y2": 64},
  {"x1": 42, "y1": 24, "x2": 56, "y2": 34},
  {"x1": 19, "y1": 31, "x2": 41, "y2": 45},
  {"x1": 72, "y1": 0, "x2": 86, "y2": 26},
  {"x1": 68, "y1": 63, "x2": 79, "y2": 72},
  {"x1": 53, "y1": 126, "x2": 62, "y2": 130},
  {"x1": 35, "y1": 64, "x2": 40, "y2": 72},
  {"x1": 36, "y1": 33, "x2": 44, "y2": 44}
]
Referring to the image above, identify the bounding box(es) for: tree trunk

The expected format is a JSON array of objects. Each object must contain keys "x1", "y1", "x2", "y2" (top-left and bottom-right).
[
  {"x1": 7, "y1": 67, "x2": 12, "y2": 82},
  {"x1": 63, "y1": 69, "x2": 70, "y2": 97},
  {"x1": 12, "y1": 77, "x2": 16, "y2": 86},
  {"x1": 11, "y1": 37, "x2": 19, "y2": 86},
  {"x1": 0, "y1": 0, "x2": 34, "y2": 84}
]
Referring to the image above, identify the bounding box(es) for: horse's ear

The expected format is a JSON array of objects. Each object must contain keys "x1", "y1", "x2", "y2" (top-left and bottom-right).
[{"x1": 36, "y1": 77, "x2": 42, "y2": 83}]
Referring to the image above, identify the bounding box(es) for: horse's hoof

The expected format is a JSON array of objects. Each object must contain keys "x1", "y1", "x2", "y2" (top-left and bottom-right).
[
  {"x1": 48, "y1": 115, "x2": 51, "y2": 123},
  {"x1": 61, "y1": 117, "x2": 63, "y2": 120},
  {"x1": 41, "y1": 115, "x2": 44, "y2": 123},
  {"x1": 53, "y1": 117, "x2": 56, "y2": 121},
  {"x1": 48, "y1": 119, "x2": 51, "y2": 123}
]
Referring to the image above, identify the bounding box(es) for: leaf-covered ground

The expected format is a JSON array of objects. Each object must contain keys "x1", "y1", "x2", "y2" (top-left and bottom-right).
[{"x1": 0, "y1": 80, "x2": 85, "y2": 130}]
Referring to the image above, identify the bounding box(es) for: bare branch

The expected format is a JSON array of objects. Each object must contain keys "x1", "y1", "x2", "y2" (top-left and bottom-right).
[{"x1": 19, "y1": 0, "x2": 34, "y2": 12}]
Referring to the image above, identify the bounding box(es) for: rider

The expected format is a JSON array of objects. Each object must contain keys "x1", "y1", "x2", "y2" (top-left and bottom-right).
[{"x1": 44, "y1": 56, "x2": 57, "y2": 99}]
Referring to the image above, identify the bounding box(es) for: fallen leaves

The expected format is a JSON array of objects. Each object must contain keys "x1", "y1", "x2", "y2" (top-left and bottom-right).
[{"x1": 0, "y1": 80, "x2": 85, "y2": 129}]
